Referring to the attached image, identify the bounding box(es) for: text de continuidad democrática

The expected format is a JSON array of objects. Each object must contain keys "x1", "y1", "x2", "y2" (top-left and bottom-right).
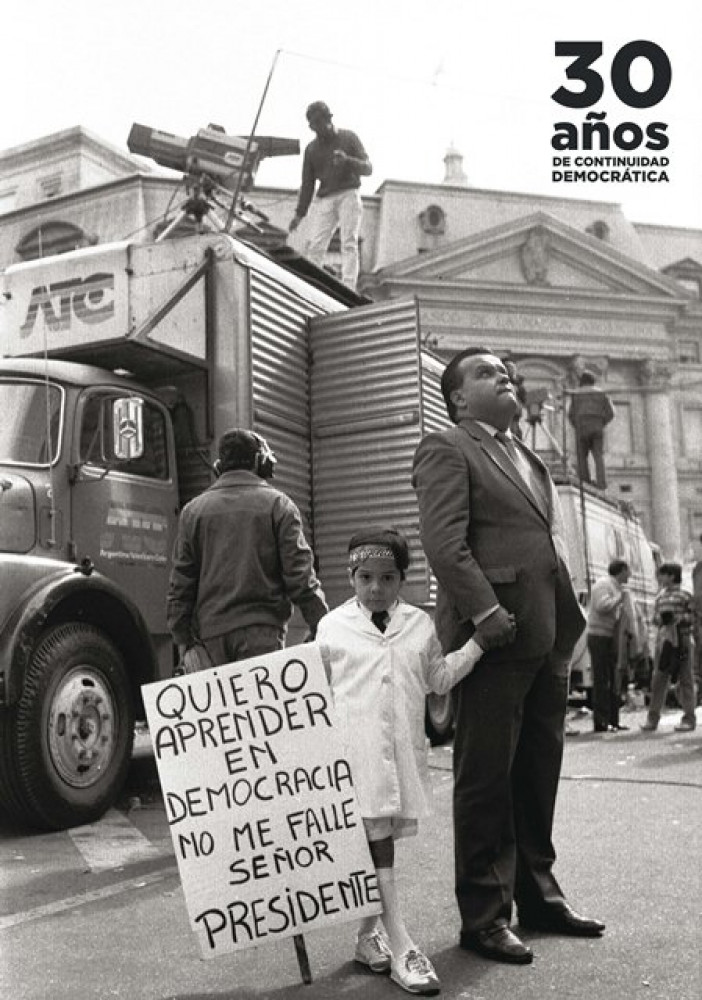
[{"x1": 552, "y1": 156, "x2": 669, "y2": 183}]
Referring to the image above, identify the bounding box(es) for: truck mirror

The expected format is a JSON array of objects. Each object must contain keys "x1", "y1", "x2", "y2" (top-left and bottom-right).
[{"x1": 112, "y1": 396, "x2": 145, "y2": 461}]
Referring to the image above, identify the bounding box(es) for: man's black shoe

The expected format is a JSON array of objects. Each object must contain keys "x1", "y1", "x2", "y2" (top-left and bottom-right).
[
  {"x1": 519, "y1": 903, "x2": 605, "y2": 937},
  {"x1": 460, "y1": 925, "x2": 534, "y2": 964}
]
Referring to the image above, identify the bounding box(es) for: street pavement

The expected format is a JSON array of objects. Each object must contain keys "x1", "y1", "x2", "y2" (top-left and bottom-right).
[{"x1": 1, "y1": 703, "x2": 700, "y2": 1000}]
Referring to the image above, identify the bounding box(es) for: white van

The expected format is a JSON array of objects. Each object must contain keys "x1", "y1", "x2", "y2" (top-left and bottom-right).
[{"x1": 555, "y1": 478, "x2": 659, "y2": 693}]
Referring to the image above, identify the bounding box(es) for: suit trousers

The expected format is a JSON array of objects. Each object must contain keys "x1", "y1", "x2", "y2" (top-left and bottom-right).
[
  {"x1": 452, "y1": 652, "x2": 569, "y2": 932},
  {"x1": 588, "y1": 633, "x2": 621, "y2": 729}
]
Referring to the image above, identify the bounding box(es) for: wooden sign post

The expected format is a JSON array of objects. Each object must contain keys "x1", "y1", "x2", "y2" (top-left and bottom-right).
[{"x1": 142, "y1": 643, "x2": 381, "y2": 981}]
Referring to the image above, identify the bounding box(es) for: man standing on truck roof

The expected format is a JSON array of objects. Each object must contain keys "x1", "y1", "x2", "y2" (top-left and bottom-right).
[
  {"x1": 567, "y1": 370, "x2": 615, "y2": 490},
  {"x1": 166, "y1": 429, "x2": 328, "y2": 673},
  {"x1": 288, "y1": 100, "x2": 372, "y2": 291}
]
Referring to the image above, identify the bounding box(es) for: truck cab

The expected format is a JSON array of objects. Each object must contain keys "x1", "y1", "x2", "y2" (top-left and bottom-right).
[
  {"x1": 0, "y1": 232, "x2": 352, "y2": 830},
  {"x1": 0, "y1": 357, "x2": 179, "y2": 829}
]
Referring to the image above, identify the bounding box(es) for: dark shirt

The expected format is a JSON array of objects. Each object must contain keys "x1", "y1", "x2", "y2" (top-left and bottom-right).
[
  {"x1": 295, "y1": 128, "x2": 369, "y2": 218},
  {"x1": 166, "y1": 470, "x2": 328, "y2": 645},
  {"x1": 568, "y1": 387, "x2": 615, "y2": 433}
]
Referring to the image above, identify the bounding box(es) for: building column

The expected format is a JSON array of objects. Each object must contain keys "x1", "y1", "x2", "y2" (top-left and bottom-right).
[{"x1": 639, "y1": 359, "x2": 681, "y2": 558}]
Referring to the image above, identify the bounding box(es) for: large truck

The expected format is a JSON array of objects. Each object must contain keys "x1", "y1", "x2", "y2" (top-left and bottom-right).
[
  {"x1": 0, "y1": 234, "x2": 448, "y2": 830},
  {"x1": 0, "y1": 233, "x2": 659, "y2": 828}
]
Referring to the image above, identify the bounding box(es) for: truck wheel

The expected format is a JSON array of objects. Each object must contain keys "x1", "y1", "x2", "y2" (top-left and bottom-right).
[
  {"x1": 425, "y1": 691, "x2": 455, "y2": 746},
  {"x1": 3, "y1": 623, "x2": 134, "y2": 830}
]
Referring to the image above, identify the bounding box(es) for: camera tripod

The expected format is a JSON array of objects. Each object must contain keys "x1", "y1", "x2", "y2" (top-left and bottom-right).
[{"x1": 156, "y1": 171, "x2": 267, "y2": 242}]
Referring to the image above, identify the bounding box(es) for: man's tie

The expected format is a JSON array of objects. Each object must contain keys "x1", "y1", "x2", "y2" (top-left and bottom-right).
[
  {"x1": 371, "y1": 610, "x2": 389, "y2": 633},
  {"x1": 494, "y1": 431, "x2": 548, "y2": 515},
  {"x1": 495, "y1": 430, "x2": 524, "y2": 469}
]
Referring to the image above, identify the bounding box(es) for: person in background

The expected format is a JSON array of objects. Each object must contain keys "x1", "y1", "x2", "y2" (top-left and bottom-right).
[
  {"x1": 641, "y1": 562, "x2": 697, "y2": 732},
  {"x1": 413, "y1": 346, "x2": 603, "y2": 969},
  {"x1": 317, "y1": 526, "x2": 484, "y2": 996},
  {"x1": 289, "y1": 100, "x2": 372, "y2": 290},
  {"x1": 567, "y1": 370, "x2": 615, "y2": 489},
  {"x1": 167, "y1": 428, "x2": 328, "y2": 672},
  {"x1": 587, "y1": 559, "x2": 631, "y2": 732},
  {"x1": 691, "y1": 534, "x2": 702, "y2": 701}
]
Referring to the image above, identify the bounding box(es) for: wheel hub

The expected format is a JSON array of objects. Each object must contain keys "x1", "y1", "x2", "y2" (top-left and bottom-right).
[{"x1": 48, "y1": 668, "x2": 116, "y2": 788}]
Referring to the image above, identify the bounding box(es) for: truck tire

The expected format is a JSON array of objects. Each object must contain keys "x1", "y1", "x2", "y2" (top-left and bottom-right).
[
  {"x1": 425, "y1": 691, "x2": 455, "y2": 746},
  {"x1": 0, "y1": 623, "x2": 134, "y2": 831}
]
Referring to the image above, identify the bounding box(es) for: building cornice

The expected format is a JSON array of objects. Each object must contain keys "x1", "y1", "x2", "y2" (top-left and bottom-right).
[
  {"x1": 0, "y1": 126, "x2": 146, "y2": 175},
  {"x1": 0, "y1": 172, "x2": 175, "y2": 223}
]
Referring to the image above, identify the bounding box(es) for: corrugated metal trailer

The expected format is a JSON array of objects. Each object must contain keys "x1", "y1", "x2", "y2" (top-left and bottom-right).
[{"x1": 309, "y1": 298, "x2": 448, "y2": 608}]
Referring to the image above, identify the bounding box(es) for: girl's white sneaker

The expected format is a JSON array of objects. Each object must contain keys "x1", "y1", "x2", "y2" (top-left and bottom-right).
[
  {"x1": 354, "y1": 929, "x2": 392, "y2": 972},
  {"x1": 390, "y1": 948, "x2": 441, "y2": 995}
]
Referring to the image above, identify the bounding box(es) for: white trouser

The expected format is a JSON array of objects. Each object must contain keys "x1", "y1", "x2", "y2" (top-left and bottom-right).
[{"x1": 305, "y1": 188, "x2": 362, "y2": 289}]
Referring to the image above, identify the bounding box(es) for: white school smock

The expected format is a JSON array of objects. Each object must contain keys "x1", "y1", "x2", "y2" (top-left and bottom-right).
[{"x1": 317, "y1": 598, "x2": 480, "y2": 822}]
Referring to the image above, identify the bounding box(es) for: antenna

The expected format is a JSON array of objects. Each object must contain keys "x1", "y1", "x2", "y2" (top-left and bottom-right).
[{"x1": 225, "y1": 49, "x2": 282, "y2": 233}]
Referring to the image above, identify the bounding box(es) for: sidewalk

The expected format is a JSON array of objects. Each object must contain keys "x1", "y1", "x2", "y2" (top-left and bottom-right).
[{"x1": 564, "y1": 698, "x2": 702, "y2": 737}]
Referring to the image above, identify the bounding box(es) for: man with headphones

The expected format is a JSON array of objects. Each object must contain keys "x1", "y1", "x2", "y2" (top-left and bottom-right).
[{"x1": 167, "y1": 428, "x2": 328, "y2": 673}]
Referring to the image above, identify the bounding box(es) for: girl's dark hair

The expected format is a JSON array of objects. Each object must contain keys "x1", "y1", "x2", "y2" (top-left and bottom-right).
[
  {"x1": 347, "y1": 526, "x2": 411, "y2": 579},
  {"x1": 658, "y1": 561, "x2": 682, "y2": 584}
]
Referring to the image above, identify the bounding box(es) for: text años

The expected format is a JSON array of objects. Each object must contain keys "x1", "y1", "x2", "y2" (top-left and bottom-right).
[{"x1": 551, "y1": 41, "x2": 671, "y2": 158}]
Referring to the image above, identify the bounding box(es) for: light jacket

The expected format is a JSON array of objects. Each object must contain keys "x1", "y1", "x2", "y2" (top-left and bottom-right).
[{"x1": 587, "y1": 574, "x2": 624, "y2": 638}]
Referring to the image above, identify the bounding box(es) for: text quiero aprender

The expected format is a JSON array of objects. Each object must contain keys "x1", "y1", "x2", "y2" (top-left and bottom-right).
[{"x1": 141, "y1": 644, "x2": 380, "y2": 959}]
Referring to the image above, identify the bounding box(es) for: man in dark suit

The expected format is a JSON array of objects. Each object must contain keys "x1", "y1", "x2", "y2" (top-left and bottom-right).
[{"x1": 412, "y1": 347, "x2": 603, "y2": 965}]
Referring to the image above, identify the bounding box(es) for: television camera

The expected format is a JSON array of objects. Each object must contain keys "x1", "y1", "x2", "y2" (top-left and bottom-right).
[{"x1": 127, "y1": 122, "x2": 299, "y2": 235}]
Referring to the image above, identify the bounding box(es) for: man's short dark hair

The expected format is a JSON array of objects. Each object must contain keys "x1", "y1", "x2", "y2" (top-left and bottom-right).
[
  {"x1": 658, "y1": 561, "x2": 682, "y2": 583},
  {"x1": 306, "y1": 100, "x2": 332, "y2": 122},
  {"x1": 347, "y1": 525, "x2": 410, "y2": 579},
  {"x1": 579, "y1": 371, "x2": 597, "y2": 386},
  {"x1": 218, "y1": 429, "x2": 260, "y2": 471},
  {"x1": 441, "y1": 346, "x2": 493, "y2": 423},
  {"x1": 608, "y1": 559, "x2": 629, "y2": 577}
]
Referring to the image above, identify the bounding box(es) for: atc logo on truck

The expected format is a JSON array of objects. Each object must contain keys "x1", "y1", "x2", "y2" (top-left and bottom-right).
[{"x1": 20, "y1": 272, "x2": 115, "y2": 339}]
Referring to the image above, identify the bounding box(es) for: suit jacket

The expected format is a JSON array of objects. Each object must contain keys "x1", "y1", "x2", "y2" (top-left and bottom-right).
[{"x1": 412, "y1": 419, "x2": 585, "y2": 662}]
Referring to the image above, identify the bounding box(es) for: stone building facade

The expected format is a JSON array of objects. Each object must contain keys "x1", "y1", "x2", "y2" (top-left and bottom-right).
[{"x1": 2, "y1": 126, "x2": 701, "y2": 560}]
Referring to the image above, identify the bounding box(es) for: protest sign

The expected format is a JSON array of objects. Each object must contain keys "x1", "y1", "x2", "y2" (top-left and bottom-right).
[{"x1": 141, "y1": 643, "x2": 381, "y2": 960}]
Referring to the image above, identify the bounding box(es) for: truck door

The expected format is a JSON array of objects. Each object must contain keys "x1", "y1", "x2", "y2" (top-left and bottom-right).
[{"x1": 70, "y1": 389, "x2": 178, "y2": 634}]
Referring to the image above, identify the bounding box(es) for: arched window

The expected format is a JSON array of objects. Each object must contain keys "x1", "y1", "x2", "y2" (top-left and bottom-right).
[
  {"x1": 418, "y1": 205, "x2": 446, "y2": 235},
  {"x1": 16, "y1": 221, "x2": 92, "y2": 261}
]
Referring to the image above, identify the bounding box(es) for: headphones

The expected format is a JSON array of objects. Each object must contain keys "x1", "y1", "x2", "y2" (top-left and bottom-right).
[
  {"x1": 251, "y1": 432, "x2": 277, "y2": 479},
  {"x1": 213, "y1": 431, "x2": 277, "y2": 480}
]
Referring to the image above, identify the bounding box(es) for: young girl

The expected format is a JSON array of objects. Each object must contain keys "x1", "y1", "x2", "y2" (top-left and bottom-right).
[{"x1": 317, "y1": 526, "x2": 483, "y2": 996}]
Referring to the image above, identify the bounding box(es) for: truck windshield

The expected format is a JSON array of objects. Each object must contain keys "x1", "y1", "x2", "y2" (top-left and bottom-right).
[{"x1": 0, "y1": 379, "x2": 62, "y2": 465}]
